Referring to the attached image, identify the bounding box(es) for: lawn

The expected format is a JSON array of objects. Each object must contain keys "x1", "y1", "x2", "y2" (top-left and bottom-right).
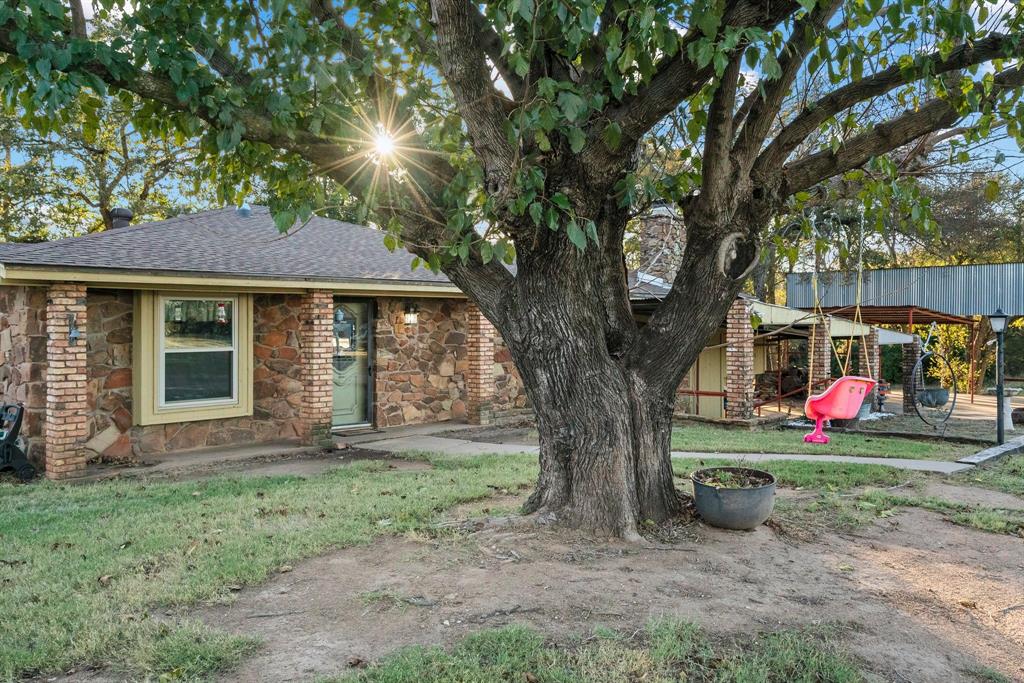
[
  {"x1": 3, "y1": 451, "x2": 1019, "y2": 680},
  {"x1": 330, "y1": 620, "x2": 863, "y2": 683},
  {"x1": 671, "y1": 423, "x2": 977, "y2": 461},
  {"x1": 0, "y1": 454, "x2": 536, "y2": 681},
  {"x1": 955, "y1": 454, "x2": 1024, "y2": 496}
]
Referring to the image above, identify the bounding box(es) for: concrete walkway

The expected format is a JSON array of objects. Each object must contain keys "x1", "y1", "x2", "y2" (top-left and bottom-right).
[{"x1": 353, "y1": 433, "x2": 974, "y2": 474}]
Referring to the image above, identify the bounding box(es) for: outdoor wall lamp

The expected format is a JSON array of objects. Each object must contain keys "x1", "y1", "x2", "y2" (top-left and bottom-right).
[
  {"x1": 991, "y1": 308, "x2": 1008, "y2": 445},
  {"x1": 67, "y1": 313, "x2": 82, "y2": 345},
  {"x1": 403, "y1": 302, "x2": 419, "y2": 326}
]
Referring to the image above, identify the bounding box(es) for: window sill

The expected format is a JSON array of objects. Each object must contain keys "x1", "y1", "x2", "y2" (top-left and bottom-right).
[{"x1": 142, "y1": 401, "x2": 251, "y2": 426}]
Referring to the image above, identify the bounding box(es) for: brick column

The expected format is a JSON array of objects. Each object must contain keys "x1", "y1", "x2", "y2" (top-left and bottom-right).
[
  {"x1": 858, "y1": 327, "x2": 881, "y2": 410},
  {"x1": 724, "y1": 298, "x2": 755, "y2": 419},
  {"x1": 466, "y1": 303, "x2": 495, "y2": 425},
  {"x1": 809, "y1": 316, "x2": 831, "y2": 390},
  {"x1": 902, "y1": 336, "x2": 921, "y2": 414},
  {"x1": 299, "y1": 290, "x2": 334, "y2": 447},
  {"x1": 45, "y1": 283, "x2": 89, "y2": 479}
]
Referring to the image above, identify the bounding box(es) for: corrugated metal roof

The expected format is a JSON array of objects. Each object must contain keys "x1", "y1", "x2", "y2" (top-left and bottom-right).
[{"x1": 786, "y1": 263, "x2": 1024, "y2": 317}]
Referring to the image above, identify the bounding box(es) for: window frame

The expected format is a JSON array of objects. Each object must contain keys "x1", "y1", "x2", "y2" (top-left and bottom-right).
[
  {"x1": 133, "y1": 291, "x2": 253, "y2": 426},
  {"x1": 157, "y1": 294, "x2": 240, "y2": 410}
]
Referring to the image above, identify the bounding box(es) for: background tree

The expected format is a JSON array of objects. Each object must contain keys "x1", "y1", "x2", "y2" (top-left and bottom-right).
[
  {"x1": 2, "y1": 0, "x2": 1022, "y2": 536},
  {"x1": 0, "y1": 99, "x2": 215, "y2": 238}
]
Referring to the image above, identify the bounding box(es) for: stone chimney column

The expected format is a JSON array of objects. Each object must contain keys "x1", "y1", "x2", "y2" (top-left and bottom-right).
[{"x1": 637, "y1": 202, "x2": 685, "y2": 283}]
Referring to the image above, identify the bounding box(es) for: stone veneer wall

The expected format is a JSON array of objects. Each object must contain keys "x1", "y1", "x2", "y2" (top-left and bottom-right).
[
  {"x1": 0, "y1": 285, "x2": 48, "y2": 465},
  {"x1": 374, "y1": 298, "x2": 469, "y2": 426},
  {"x1": 85, "y1": 290, "x2": 304, "y2": 460},
  {"x1": 491, "y1": 333, "x2": 529, "y2": 421}
]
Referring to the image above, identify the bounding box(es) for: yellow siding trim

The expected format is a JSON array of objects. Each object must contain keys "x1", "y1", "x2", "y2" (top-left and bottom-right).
[
  {"x1": 133, "y1": 291, "x2": 254, "y2": 426},
  {"x1": 0, "y1": 265, "x2": 463, "y2": 297}
]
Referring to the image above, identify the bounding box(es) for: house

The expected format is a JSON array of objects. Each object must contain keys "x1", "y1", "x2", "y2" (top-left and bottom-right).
[
  {"x1": 0, "y1": 203, "x2": 904, "y2": 481},
  {"x1": 0, "y1": 206, "x2": 531, "y2": 479}
]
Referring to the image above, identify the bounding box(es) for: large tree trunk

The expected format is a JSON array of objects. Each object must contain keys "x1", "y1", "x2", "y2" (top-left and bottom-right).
[
  {"x1": 512, "y1": 309, "x2": 683, "y2": 539},
  {"x1": 488, "y1": 227, "x2": 725, "y2": 538}
]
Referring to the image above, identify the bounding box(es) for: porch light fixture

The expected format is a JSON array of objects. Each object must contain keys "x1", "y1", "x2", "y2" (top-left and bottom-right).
[
  {"x1": 67, "y1": 313, "x2": 82, "y2": 345},
  {"x1": 403, "y1": 302, "x2": 419, "y2": 326}
]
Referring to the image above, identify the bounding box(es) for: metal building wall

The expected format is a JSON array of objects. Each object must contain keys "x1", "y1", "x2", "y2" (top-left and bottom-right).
[{"x1": 786, "y1": 263, "x2": 1024, "y2": 316}]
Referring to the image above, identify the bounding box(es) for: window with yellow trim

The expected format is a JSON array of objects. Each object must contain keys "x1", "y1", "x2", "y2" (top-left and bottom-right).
[
  {"x1": 134, "y1": 292, "x2": 253, "y2": 425},
  {"x1": 160, "y1": 296, "x2": 237, "y2": 406}
]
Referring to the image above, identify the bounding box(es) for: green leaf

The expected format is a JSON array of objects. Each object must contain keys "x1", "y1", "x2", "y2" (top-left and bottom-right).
[
  {"x1": 744, "y1": 46, "x2": 759, "y2": 70},
  {"x1": 550, "y1": 193, "x2": 571, "y2": 210},
  {"x1": 35, "y1": 57, "x2": 51, "y2": 79},
  {"x1": 528, "y1": 201, "x2": 543, "y2": 225},
  {"x1": 557, "y1": 91, "x2": 587, "y2": 122},
  {"x1": 566, "y1": 126, "x2": 585, "y2": 153},
  {"x1": 535, "y1": 130, "x2": 551, "y2": 152},
  {"x1": 383, "y1": 233, "x2": 398, "y2": 251},
  {"x1": 984, "y1": 179, "x2": 1000, "y2": 201},
  {"x1": 273, "y1": 210, "x2": 295, "y2": 232},
  {"x1": 566, "y1": 220, "x2": 587, "y2": 250},
  {"x1": 696, "y1": 10, "x2": 720, "y2": 38},
  {"x1": 602, "y1": 122, "x2": 622, "y2": 150}
]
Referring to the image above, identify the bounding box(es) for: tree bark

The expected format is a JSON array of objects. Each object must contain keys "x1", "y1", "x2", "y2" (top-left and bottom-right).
[{"x1": 510, "y1": 291, "x2": 684, "y2": 539}]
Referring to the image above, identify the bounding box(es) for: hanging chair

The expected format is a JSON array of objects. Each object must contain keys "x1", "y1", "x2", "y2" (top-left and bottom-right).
[
  {"x1": 802, "y1": 204, "x2": 877, "y2": 445},
  {"x1": 803, "y1": 376, "x2": 877, "y2": 444}
]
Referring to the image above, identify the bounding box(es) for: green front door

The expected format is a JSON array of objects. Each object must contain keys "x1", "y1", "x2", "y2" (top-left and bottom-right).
[{"x1": 332, "y1": 300, "x2": 372, "y2": 427}]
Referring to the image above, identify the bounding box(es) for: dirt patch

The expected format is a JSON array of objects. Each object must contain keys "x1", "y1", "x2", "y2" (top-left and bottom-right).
[
  {"x1": 82, "y1": 448, "x2": 432, "y2": 484},
  {"x1": 436, "y1": 424, "x2": 538, "y2": 445},
  {"x1": 197, "y1": 507, "x2": 1023, "y2": 683},
  {"x1": 924, "y1": 481, "x2": 1024, "y2": 510}
]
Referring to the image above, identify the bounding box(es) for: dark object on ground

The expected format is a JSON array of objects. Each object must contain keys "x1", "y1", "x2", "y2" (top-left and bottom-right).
[
  {"x1": 1012, "y1": 408, "x2": 1024, "y2": 426},
  {"x1": 0, "y1": 403, "x2": 35, "y2": 481},
  {"x1": 691, "y1": 466, "x2": 776, "y2": 530},
  {"x1": 917, "y1": 388, "x2": 950, "y2": 408}
]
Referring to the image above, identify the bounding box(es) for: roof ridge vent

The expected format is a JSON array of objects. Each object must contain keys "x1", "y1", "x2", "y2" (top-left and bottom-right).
[{"x1": 109, "y1": 207, "x2": 133, "y2": 229}]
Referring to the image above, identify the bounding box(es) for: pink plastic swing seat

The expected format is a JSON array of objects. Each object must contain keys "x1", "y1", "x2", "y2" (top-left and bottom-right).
[{"x1": 803, "y1": 376, "x2": 877, "y2": 444}]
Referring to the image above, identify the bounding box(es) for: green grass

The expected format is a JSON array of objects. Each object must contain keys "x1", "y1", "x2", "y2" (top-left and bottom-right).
[
  {"x1": 954, "y1": 455, "x2": 1024, "y2": 497},
  {"x1": 671, "y1": 424, "x2": 977, "y2": 461},
  {"x1": 858, "y1": 490, "x2": 1024, "y2": 536},
  {"x1": 0, "y1": 453, "x2": 537, "y2": 681},
  {"x1": 962, "y1": 664, "x2": 1012, "y2": 683},
  {"x1": 328, "y1": 620, "x2": 864, "y2": 682}
]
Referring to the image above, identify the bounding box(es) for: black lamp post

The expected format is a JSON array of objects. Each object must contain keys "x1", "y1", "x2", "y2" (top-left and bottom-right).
[{"x1": 991, "y1": 308, "x2": 1008, "y2": 445}]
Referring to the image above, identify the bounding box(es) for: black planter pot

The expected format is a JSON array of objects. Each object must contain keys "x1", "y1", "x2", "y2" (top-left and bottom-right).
[{"x1": 691, "y1": 467, "x2": 776, "y2": 530}]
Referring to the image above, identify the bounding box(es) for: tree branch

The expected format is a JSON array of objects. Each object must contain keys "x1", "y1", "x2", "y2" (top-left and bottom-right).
[
  {"x1": 782, "y1": 65, "x2": 1024, "y2": 194},
  {"x1": 699, "y1": 54, "x2": 743, "y2": 213},
  {"x1": 68, "y1": 0, "x2": 87, "y2": 38},
  {"x1": 601, "y1": 0, "x2": 799, "y2": 153},
  {"x1": 732, "y1": 0, "x2": 843, "y2": 170},
  {"x1": 428, "y1": 0, "x2": 515, "y2": 190},
  {"x1": 191, "y1": 33, "x2": 255, "y2": 88},
  {"x1": 756, "y1": 33, "x2": 1022, "y2": 175},
  {"x1": 468, "y1": 3, "x2": 525, "y2": 100}
]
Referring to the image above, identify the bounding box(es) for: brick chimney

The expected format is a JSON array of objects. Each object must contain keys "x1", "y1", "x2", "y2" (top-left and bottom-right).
[{"x1": 637, "y1": 202, "x2": 685, "y2": 283}]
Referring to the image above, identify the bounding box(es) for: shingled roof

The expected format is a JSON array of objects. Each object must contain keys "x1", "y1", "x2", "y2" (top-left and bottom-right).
[
  {"x1": 0, "y1": 206, "x2": 451, "y2": 286},
  {"x1": 0, "y1": 207, "x2": 675, "y2": 302}
]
